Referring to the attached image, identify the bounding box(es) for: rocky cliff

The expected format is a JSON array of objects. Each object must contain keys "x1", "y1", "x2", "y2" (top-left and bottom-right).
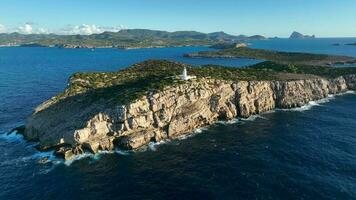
[{"x1": 24, "y1": 74, "x2": 356, "y2": 160}]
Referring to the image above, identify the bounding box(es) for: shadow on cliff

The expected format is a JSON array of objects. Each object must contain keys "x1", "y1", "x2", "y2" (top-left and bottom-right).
[{"x1": 29, "y1": 74, "x2": 179, "y2": 136}]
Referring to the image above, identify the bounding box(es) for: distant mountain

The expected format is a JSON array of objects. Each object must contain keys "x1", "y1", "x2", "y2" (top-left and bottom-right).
[
  {"x1": 0, "y1": 29, "x2": 267, "y2": 48},
  {"x1": 289, "y1": 31, "x2": 315, "y2": 39}
]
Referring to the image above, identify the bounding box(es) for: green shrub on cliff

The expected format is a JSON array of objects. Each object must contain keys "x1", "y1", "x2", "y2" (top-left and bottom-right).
[{"x1": 52, "y1": 60, "x2": 356, "y2": 106}]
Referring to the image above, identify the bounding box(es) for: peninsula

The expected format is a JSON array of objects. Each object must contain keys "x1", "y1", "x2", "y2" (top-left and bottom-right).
[
  {"x1": 184, "y1": 47, "x2": 356, "y2": 66},
  {"x1": 23, "y1": 58, "x2": 356, "y2": 160}
]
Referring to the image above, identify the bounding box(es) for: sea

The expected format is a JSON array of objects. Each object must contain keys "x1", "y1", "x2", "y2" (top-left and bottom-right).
[{"x1": 0, "y1": 38, "x2": 356, "y2": 200}]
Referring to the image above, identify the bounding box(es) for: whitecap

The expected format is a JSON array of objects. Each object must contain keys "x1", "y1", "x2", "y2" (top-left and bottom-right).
[
  {"x1": 0, "y1": 131, "x2": 24, "y2": 142},
  {"x1": 336, "y1": 90, "x2": 355, "y2": 95},
  {"x1": 283, "y1": 103, "x2": 316, "y2": 112},
  {"x1": 194, "y1": 127, "x2": 209, "y2": 133},
  {"x1": 1, "y1": 150, "x2": 60, "y2": 168},
  {"x1": 64, "y1": 153, "x2": 94, "y2": 166},
  {"x1": 115, "y1": 149, "x2": 131, "y2": 156},
  {"x1": 345, "y1": 90, "x2": 355, "y2": 94},
  {"x1": 241, "y1": 115, "x2": 265, "y2": 121},
  {"x1": 281, "y1": 95, "x2": 335, "y2": 112},
  {"x1": 64, "y1": 149, "x2": 133, "y2": 165},
  {"x1": 177, "y1": 132, "x2": 197, "y2": 140},
  {"x1": 174, "y1": 127, "x2": 209, "y2": 141},
  {"x1": 148, "y1": 142, "x2": 158, "y2": 151},
  {"x1": 216, "y1": 118, "x2": 240, "y2": 125}
]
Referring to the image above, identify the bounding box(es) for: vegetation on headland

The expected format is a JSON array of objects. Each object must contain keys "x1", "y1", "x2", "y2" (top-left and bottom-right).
[
  {"x1": 47, "y1": 59, "x2": 356, "y2": 108},
  {"x1": 185, "y1": 47, "x2": 356, "y2": 66},
  {"x1": 0, "y1": 29, "x2": 266, "y2": 49}
]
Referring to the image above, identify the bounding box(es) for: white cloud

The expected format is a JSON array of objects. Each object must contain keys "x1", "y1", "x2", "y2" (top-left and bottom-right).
[
  {"x1": 5, "y1": 23, "x2": 125, "y2": 35},
  {"x1": 58, "y1": 24, "x2": 124, "y2": 35},
  {"x1": 16, "y1": 23, "x2": 49, "y2": 34},
  {"x1": 0, "y1": 24, "x2": 6, "y2": 33},
  {"x1": 18, "y1": 23, "x2": 33, "y2": 34},
  {"x1": 37, "y1": 27, "x2": 49, "y2": 34}
]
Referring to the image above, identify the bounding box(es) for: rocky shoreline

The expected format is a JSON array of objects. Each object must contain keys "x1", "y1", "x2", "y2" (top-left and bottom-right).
[{"x1": 24, "y1": 74, "x2": 356, "y2": 160}]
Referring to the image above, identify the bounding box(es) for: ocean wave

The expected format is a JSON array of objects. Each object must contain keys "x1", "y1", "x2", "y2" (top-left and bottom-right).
[
  {"x1": 279, "y1": 94, "x2": 337, "y2": 112},
  {"x1": 216, "y1": 118, "x2": 240, "y2": 125},
  {"x1": 172, "y1": 127, "x2": 209, "y2": 141},
  {"x1": 241, "y1": 114, "x2": 267, "y2": 121},
  {"x1": 147, "y1": 140, "x2": 170, "y2": 151},
  {"x1": 282, "y1": 101, "x2": 320, "y2": 112},
  {"x1": 1, "y1": 150, "x2": 60, "y2": 168},
  {"x1": 337, "y1": 90, "x2": 355, "y2": 95},
  {"x1": 115, "y1": 149, "x2": 131, "y2": 156},
  {"x1": 64, "y1": 149, "x2": 132, "y2": 166},
  {"x1": 0, "y1": 131, "x2": 24, "y2": 142},
  {"x1": 64, "y1": 153, "x2": 94, "y2": 166},
  {"x1": 194, "y1": 127, "x2": 209, "y2": 133}
]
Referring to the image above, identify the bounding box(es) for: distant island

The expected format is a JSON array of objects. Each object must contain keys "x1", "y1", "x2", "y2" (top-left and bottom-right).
[
  {"x1": 22, "y1": 51, "x2": 356, "y2": 159},
  {"x1": 289, "y1": 31, "x2": 316, "y2": 39},
  {"x1": 346, "y1": 42, "x2": 356, "y2": 46},
  {"x1": 0, "y1": 29, "x2": 266, "y2": 49},
  {"x1": 210, "y1": 42, "x2": 248, "y2": 49},
  {"x1": 185, "y1": 47, "x2": 356, "y2": 66}
]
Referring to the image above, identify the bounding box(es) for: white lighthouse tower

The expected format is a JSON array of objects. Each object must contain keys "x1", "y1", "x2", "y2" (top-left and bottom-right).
[{"x1": 180, "y1": 67, "x2": 196, "y2": 81}]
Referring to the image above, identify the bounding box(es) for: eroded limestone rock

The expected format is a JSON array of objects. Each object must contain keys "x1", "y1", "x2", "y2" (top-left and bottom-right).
[{"x1": 24, "y1": 76, "x2": 356, "y2": 159}]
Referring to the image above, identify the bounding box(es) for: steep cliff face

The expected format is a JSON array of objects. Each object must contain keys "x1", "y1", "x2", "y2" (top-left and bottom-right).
[{"x1": 24, "y1": 76, "x2": 356, "y2": 159}]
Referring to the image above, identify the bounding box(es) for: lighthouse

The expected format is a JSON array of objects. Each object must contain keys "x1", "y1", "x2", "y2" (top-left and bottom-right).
[
  {"x1": 179, "y1": 67, "x2": 196, "y2": 81},
  {"x1": 180, "y1": 67, "x2": 196, "y2": 81},
  {"x1": 182, "y1": 67, "x2": 188, "y2": 80}
]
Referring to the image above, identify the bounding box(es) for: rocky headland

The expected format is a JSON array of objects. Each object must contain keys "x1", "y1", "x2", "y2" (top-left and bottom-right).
[
  {"x1": 185, "y1": 47, "x2": 356, "y2": 66},
  {"x1": 23, "y1": 60, "x2": 356, "y2": 160}
]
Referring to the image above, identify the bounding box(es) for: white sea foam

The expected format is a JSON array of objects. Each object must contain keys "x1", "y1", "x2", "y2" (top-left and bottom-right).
[
  {"x1": 278, "y1": 91, "x2": 354, "y2": 112},
  {"x1": 177, "y1": 131, "x2": 198, "y2": 140},
  {"x1": 173, "y1": 127, "x2": 208, "y2": 141},
  {"x1": 345, "y1": 90, "x2": 355, "y2": 94},
  {"x1": 194, "y1": 127, "x2": 209, "y2": 133},
  {"x1": 0, "y1": 131, "x2": 24, "y2": 142},
  {"x1": 115, "y1": 149, "x2": 131, "y2": 155},
  {"x1": 282, "y1": 102, "x2": 317, "y2": 112},
  {"x1": 64, "y1": 149, "x2": 133, "y2": 166},
  {"x1": 241, "y1": 114, "x2": 267, "y2": 121},
  {"x1": 148, "y1": 142, "x2": 158, "y2": 151},
  {"x1": 64, "y1": 152, "x2": 94, "y2": 166},
  {"x1": 216, "y1": 118, "x2": 240, "y2": 125}
]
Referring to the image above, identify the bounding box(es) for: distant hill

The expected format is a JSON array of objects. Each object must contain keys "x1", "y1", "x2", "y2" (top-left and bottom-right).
[
  {"x1": 289, "y1": 31, "x2": 315, "y2": 39},
  {"x1": 0, "y1": 29, "x2": 266, "y2": 48}
]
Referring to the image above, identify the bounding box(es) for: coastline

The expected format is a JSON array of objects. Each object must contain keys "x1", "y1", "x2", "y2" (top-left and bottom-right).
[{"x1": 6, "y1": 89, "x2": 355, "y2": 165}]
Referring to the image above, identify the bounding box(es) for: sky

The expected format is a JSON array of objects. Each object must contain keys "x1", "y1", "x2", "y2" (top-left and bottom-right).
[{"x1": 0, "y1": 0, "x2": 355, "y2": 37}]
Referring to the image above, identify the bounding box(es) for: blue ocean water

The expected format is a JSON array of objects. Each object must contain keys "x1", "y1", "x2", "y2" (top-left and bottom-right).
[{"x1": 0, "y1": 40, "x2": 356, "y2": 200}]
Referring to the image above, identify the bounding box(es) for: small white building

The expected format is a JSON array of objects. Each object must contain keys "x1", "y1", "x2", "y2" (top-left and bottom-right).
[{"x1": 180, "y1": 67, "x2": 196, "y2": 81}]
